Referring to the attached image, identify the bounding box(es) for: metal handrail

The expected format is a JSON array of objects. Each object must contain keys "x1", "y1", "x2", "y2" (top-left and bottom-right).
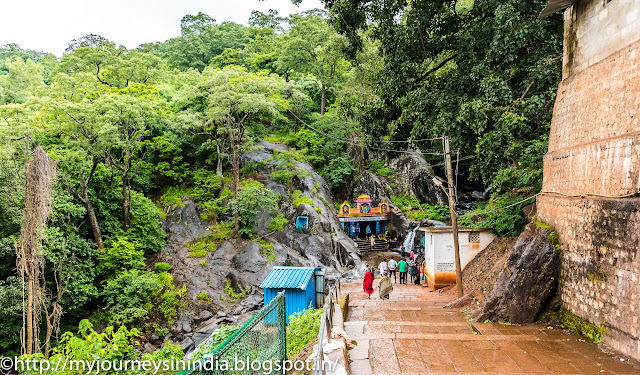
[{"x1": 313, "y1": 279, "x2": 341, "y2": 375}]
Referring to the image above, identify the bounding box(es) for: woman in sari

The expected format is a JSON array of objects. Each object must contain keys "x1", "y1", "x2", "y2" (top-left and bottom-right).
[
  {"x1": 378, "y1": 274, "x2": 393, "y2": 300},
  {"x1": 363, "y1": 268, "x2": 374, "y2": 299}
]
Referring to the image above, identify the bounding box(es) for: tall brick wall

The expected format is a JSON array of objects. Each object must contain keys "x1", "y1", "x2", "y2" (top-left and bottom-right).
[{"x1": 538, "y1": 0, "x2": 640, "y2": 361}]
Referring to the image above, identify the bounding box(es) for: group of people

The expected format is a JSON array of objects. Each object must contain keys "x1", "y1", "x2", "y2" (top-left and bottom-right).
[
  {"x1": 363, "y1": 251, "x2": 425, "y2": 299},
  {"x1": 349, "y1": 223, "x2": 372, "y2": 239}
]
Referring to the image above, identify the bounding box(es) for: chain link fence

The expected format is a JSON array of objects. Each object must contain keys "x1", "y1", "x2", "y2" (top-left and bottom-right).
[{"x1": 179, "y1": 292, "x2": 286, "y2": 375}]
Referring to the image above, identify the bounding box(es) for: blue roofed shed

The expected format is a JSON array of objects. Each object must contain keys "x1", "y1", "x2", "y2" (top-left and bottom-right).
[{"x1": 260, "y1": 267, "x2": 323, "y2": 323}]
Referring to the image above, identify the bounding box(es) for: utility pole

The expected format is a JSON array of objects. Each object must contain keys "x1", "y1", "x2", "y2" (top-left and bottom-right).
[{"x1": 444, "y1": 136, "x2": 463, "y2": 298}]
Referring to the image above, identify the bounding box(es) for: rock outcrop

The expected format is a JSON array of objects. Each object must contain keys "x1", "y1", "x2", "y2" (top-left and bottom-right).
[
  {"x1": 389, "y1": 153, "x2": 448, "y2": 206},
  {"x1": 348, "y1": 152, "x2": 447, "y2": 208},
  {"x1": 474, "y1": 224, "x2": 560, "y2": 323},
  {"x1": 150, "y1": 141, "x2": 360, "y2": 352}
]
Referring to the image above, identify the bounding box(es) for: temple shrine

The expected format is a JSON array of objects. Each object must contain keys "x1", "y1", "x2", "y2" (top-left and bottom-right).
[{"x1": 337, "y1": 194, "x2": 390, "y2": 239}]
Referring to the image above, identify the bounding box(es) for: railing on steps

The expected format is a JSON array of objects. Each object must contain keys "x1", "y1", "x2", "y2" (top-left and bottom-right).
[{"x1": 313, "y1": 277, "x2": 341, "y2": 375}]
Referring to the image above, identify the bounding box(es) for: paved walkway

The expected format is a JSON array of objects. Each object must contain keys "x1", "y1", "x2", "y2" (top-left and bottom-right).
[{"x1": 342, "y1": 281, "x2": 640, "y2": 374}]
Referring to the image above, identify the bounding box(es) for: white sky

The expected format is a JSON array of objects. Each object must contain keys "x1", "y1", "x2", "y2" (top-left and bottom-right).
[{"x1": 0, "y1": 0, "x2": 325, "y2": 57}]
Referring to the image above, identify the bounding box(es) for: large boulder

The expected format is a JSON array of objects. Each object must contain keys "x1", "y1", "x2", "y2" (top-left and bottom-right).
[
  {"x1": 474, "y1": 224, "x2": 560, "y2": 323},
  {"x1": 389, "y1": 153, "x2": 448, "y2": 205}
]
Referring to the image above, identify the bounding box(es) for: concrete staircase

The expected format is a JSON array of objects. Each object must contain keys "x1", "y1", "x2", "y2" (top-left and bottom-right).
[
  {"x1": 354, "y1": 238, "x2": 389, "y2": 252},
  {"x1": 341, "y1": 282, "x2": 640, "y2": 375}
]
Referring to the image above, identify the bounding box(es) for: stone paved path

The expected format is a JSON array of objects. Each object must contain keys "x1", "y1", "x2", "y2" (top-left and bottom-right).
[{"x1": 342, "y1": 282, "x2": 640, "y2": 375}]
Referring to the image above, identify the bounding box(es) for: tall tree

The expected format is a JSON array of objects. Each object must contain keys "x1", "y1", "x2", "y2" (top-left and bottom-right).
[
  {"x1": 191, "y1": 66, "x2": 294, "y2": 234},
  {"x1": 323, "y1": 0, "x2": 563, "y2": 186},
  {"x1": 276, "y1": 12, "x2": 350, "y2": 115}
]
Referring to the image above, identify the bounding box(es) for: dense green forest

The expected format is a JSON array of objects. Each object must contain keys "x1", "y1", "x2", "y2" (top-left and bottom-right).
[{"x1": 0, "y1": 0, "x2": 562, "y2": 369}]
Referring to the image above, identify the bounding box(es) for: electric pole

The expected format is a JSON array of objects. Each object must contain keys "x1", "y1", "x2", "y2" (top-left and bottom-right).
[{"x1": 444, "y1": 136, "x2": 463, "y2": 298}]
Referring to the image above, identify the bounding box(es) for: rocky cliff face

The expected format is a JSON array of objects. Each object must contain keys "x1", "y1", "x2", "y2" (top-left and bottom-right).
[
  {"x1": 150, "y1": 141, "x2": 360, "y2": 352},
  {"x1": 348, "y1": 152, "x2": 447, "y2": 207}
]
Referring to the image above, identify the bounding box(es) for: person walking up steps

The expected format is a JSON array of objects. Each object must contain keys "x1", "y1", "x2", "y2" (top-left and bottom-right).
[
  {"x1": 378, "y1": 274, "x2": 393, "y2": 299},
  {"x1": 378, "y1": 258, "x2": 388, "y2": 277},
  {"x1": 363, "y1": 268, "x2": 374, "y2": 299},
  {"x1": 388, "y1": 258, "x2": 398, "y2": 283},
  {"x1": 398, "y1": 258, "x2": 408, "y2": 284}
]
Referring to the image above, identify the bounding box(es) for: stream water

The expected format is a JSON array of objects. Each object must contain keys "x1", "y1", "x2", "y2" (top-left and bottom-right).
[{"x1": 401, "y1": 225, "x2": 419, "y2": 255}]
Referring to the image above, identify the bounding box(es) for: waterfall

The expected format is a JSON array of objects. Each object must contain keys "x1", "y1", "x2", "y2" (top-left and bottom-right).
[{"x1": 402, "y1": 225, "x2": 419, "y2": 255}]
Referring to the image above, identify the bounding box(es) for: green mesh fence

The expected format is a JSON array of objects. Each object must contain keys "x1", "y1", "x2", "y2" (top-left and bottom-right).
[{"x1": 179, "y1": 292, "x2": 286, "y2": 375}]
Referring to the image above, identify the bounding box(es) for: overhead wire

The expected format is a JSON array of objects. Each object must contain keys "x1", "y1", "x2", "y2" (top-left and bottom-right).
[
  {"x1": 287, "y1": 108, "x2": 446, "y2": 156},
  {"x1": 456, "y1": 190, "x2": 640, "y2": 218}
]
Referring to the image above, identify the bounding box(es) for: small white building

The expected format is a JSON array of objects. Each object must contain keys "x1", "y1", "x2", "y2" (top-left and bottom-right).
[{"x1": 420, "y1": 227, "x2": 495, "y2": 289}]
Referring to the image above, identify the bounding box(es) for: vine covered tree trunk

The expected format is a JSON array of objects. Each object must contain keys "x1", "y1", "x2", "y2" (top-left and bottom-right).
[{"x1": 17, "y1": 146, "x2": 57, "y2": 355}]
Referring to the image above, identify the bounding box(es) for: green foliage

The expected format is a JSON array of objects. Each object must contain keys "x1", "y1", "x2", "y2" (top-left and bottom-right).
[
  {"x1": 154, "y1": 271, "x2": 186, "y2": 321},
  {"x1": 97, "y1": 238, "x2": 146, "y2": 279},
  {"x1": 221, "y1": 280, "x2": 251, "y2": 302},
  {"x1": 558, "y1": 308, "x2": 606, "y2": 343},
  {"x1": 17, "y1": 319, "x2": 184, "y2": 375},
  {"x1": 286, "y1": 307, "x2": 322, "y2": 359},
  {"x1": 186, "y1": 222, "x2": 234, "y2": 257},
  {"x1": 293, "y1": 195, "x2": 314, "y2": 207},
  {"x1": 160, "y1": 186, "x2": 190, "y2": 209},
  {"x1": 154, "y1": 262, "x2": 172, "y2": 273},
  {"x1": 256, "y1": 238, "x2": 275, "y2": 261},
  {"x1": 268, "y1": 214, "x2": 288, "y2": 232},
  {"x1": 200, "y1": 260, "x2": 207, "y2": 266},
  {"x1": 127, "y1": 191, "x2": 166, "y2": 255},
  {"x1": 101, "y1": 269, "x2": 163, "y2": 326},
  {"x1": 0, "y1": 276, "x2": 23, "y2": 356},
  {"x1": 230, "y1": 180, "x2": 279, "y2": 237},
  {"x1": 269, "y1": 149, "x2": 311, "y2": 189},
  {"x1": 240, "y1": 160, "x2": 267, "y2": 174},
  {"x1": 197, "y1": 291, "x2": 213, "y2": 303},
  {"x1": 190, "y1": 325, "x2": 241, "y2": 361},
  {"x1": 368, "y1": 160, "x2": 394, "y2": 177},
  {"x1": 408, "y1": 204, "x2": 450, "y2": 222},
  {"x1": 472, "y1": 194, "x2": 529, "y2": 237},
  {"x1": 324, "y1": 0, "x2": 562, "y2": 186},
  {"x1": 390, "y1": 194, "x2": 422, "y2": 213},
  {"x1": 323, "y1": 156, "x2": 356, "y2": 188}
]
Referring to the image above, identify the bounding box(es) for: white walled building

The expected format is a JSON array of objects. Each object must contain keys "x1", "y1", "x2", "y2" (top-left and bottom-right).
[{"x1": 420, "y1": 227, "x2": 495, "y2": 289}]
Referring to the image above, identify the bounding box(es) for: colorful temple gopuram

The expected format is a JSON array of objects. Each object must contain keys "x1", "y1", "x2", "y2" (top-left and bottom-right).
[{"x1": 337, "y1": 194, "x2": 390, "y2": 239}]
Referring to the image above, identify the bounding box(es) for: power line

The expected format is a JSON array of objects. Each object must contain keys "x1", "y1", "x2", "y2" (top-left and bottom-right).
[
  {"x1": 458, "y1": 193, "x2": 540, "y2": 217},
  {"x1": 287, "y1": 109, "x2": 446, "y2": 156}
]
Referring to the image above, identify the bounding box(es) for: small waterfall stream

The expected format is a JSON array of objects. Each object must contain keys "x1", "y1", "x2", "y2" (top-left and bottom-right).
[{"x1": 402, "y1": 225, "x2": 419, "y2": 255}]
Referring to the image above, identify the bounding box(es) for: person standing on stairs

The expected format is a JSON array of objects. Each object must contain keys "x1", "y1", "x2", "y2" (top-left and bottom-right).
[
  {"x1": 363, "y1": 268, "x2": 374, "y2": 299},
  {"x1": 378, "y1": 258, "x2": 388, "y2": 277},
  {"x1": 355, "y1": 223, "x2": 360, "y2": 239},
  {"x1": 370, "y1": 234, "x2": 375, "y2": 251},
  {"x1": 378, "y1": 274, "x2": 393, "y2": 300},
  {"x1": 398, "y1": 258, "x2": 408, "y2": 284},
  {"x1": 388, "y1": 258, "x2": 398, "y2": 283}
]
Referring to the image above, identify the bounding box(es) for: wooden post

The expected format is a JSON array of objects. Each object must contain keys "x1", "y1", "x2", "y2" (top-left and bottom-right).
[{"x1": 444, "y1": 137, "x2": 464, "y2": 298}]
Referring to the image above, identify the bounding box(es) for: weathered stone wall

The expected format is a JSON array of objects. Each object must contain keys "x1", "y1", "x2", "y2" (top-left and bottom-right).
[
  {"x1": 539, "y1": 0, "x2": 640, "y2": 360},
  {"x1": 563, "y1": 0, "x2": 640, "y2": 79},
  {"x1": 537, "y1": 195, "x2": 640, "y2": 359}
]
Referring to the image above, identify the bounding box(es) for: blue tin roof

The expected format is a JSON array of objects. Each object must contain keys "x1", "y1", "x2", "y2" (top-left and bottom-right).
[{"x1": 260, "y1": 267, "x2": 316, "y2": 290}]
